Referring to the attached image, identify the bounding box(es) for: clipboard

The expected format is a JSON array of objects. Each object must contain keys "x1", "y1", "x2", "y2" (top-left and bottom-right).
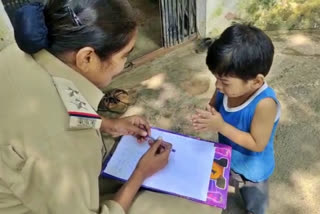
[{"x1": 101, "y1": 127, "x2": 231, "y2": 209}]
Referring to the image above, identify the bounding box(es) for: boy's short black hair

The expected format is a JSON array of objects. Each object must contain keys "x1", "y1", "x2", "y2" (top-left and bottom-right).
[{"x1": 206, "y1": 24, "x2": 274, "y2": 80}]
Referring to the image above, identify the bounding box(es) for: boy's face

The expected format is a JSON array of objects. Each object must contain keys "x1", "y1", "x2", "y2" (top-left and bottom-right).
[{"x1": 214, "y1": 74, "x2": 258, "y2": 98}]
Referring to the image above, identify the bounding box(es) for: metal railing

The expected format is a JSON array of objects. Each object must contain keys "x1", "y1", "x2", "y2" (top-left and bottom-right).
[{"x1": 160, "y1": 0, "x2": 197, "y2": 47}]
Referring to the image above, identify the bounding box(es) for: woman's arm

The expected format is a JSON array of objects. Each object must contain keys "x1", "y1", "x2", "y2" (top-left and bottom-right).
[
  {"x1": 113, "y1": 140, "x2": 171, "y2": 212},
  {"x1": 0, "y1": 139, "x2": 171, "y2": 214}
]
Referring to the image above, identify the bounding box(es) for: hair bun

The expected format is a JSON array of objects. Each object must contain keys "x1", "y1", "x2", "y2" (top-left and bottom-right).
[{"x1": 14, "y1": 2, "x2": 49, "y2": 54}]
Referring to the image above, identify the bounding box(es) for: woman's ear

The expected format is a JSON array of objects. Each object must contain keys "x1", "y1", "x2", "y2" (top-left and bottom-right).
[{"x1": 75, "y1": 47, "x2": 100, "y2": 74}]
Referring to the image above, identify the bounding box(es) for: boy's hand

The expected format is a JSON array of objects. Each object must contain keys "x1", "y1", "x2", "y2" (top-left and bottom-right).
[{"x1": 192, "y1": 104, "x2": 225, "y2": 132}]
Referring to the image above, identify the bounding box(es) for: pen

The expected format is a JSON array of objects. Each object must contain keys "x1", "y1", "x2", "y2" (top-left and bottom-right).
[
  {"x1": 138, "y1": 124, "x2": 176, "y2": 152},
  {"x1": 146, "y1": 135, "x2": 176, "y2": 153}
]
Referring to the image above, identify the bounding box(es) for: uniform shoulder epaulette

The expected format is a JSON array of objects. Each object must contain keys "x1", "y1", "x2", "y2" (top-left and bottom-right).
[{"x1": 52, "y1": 77, "x2": 102, "y2": 130}]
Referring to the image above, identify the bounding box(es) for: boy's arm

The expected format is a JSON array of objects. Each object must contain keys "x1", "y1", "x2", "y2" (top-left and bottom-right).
[
  {"x1": 219, "y1": 98, "x2": 277, "y2": 152},
  {"x1": 192, "y1": 98, "x2": 277, "y2": 152}
]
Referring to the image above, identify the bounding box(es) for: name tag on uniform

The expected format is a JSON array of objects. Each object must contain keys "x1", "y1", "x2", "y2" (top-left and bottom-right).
[{"x1": 52, "y1": 77, "x2": 102, "y2": 129}]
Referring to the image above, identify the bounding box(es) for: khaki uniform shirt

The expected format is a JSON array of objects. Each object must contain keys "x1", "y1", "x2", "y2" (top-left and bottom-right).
[{"x1": 0, "y1": 42, "x2": 125, "y2": 214}]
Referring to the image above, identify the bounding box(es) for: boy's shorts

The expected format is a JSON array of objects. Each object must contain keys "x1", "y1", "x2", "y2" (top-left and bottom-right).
[{"x1": 229, "y1": 171, "x2": 269, "y2": 214}]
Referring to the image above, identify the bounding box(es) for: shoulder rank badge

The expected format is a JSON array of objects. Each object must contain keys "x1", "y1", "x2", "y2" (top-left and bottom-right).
[{"x1": 52, "y1": 77, "x2": 102, "y2": 129}]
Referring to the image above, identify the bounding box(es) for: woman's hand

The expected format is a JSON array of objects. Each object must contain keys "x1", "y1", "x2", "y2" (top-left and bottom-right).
[
  {"x1": 100, "y1": 116, "x2": 151, "y2": 142},
  {"x1": 135, "y1": 138, "x2": 172, "y2": 179},
  {"x1": 126, "y1": 116, "x2": 151, "y2": 143},
  {"x1": 113, "y1": 138, "x2": 171, "y2": 212}
]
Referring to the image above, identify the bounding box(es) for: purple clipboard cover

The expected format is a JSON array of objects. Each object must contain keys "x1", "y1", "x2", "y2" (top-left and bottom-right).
[{"x1": 101, "y1": 127, "x2": 232, "y2": 210}]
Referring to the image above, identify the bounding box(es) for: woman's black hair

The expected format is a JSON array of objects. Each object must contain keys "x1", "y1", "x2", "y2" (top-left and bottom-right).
[
  {"x1": 206, "y1": 24, "x2": 274, "y2": 80},
  {"x1": 14, "y1": 0, "x2": 137, "y2": 58},
  {"x1": 44, "y1": 0, "x2": 137, "y2": 59}
]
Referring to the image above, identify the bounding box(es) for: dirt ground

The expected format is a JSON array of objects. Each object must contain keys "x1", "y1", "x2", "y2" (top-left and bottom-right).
[
  {"x1": 104, "y1": 30, "x2": 320, "y2": 214},
  {"x1": 128, "y1": 0, "x2": 162, "y2": 60}
]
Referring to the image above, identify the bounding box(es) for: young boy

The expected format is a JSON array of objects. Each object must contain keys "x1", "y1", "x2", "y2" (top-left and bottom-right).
[{"x1": 192, "y1": 24, "x2": 280, "y2": 214}]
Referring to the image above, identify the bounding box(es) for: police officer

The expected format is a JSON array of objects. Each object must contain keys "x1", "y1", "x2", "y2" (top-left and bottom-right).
[{"x1": 0, "y1": 0, "x2": 220, "y2": 213}]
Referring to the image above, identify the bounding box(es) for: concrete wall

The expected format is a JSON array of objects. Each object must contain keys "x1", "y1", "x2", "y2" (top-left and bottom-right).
[
  {"x1": 196, "y1": 0, "x2": 207, "y2": 37},
  {"x1": 198, "y1": 0, "x2": 320, "y2": 38}
]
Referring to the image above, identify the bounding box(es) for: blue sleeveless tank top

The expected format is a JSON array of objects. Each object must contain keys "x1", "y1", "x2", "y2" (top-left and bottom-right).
[{"x1": 215, "y1": 83, "x2": 280, "y2": 182}]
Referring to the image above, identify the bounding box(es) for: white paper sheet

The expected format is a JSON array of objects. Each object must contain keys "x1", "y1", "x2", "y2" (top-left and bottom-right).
[{"x1": 104, "y1": 128, "x2": 215, "y2": 201}]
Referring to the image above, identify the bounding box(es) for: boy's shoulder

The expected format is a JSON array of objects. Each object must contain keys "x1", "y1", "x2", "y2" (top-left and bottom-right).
[
  {"x1": 216, "y1": 83, "x2": 280, "y2": 121},
  {"x1": 217, "y1": 84, "x2": 278, "y2": 108},
  {"x1": 248, "y1": 84, "x2": 280, "y2": 124},
  {"x1": 260, "y1": 85, "x2": 277, "y2": 97},
  {"x1": 254, "y1": 85, "x2": 279, "y2": 108}
]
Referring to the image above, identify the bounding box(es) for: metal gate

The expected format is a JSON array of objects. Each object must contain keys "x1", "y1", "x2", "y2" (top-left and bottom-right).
[{"x1": 160, "y1": 0, "x2": 197, "y2": 47}]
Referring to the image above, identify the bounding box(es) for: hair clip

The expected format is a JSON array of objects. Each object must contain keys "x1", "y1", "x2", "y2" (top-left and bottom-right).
[{"x1": 67, "y1": 6, "x2": 82, "y2": 26}]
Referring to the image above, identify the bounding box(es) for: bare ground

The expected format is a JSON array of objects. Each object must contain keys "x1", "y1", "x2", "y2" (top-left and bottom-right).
[{"x1": 104, "y1": 30, "x2": 320, "y2": 214}]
